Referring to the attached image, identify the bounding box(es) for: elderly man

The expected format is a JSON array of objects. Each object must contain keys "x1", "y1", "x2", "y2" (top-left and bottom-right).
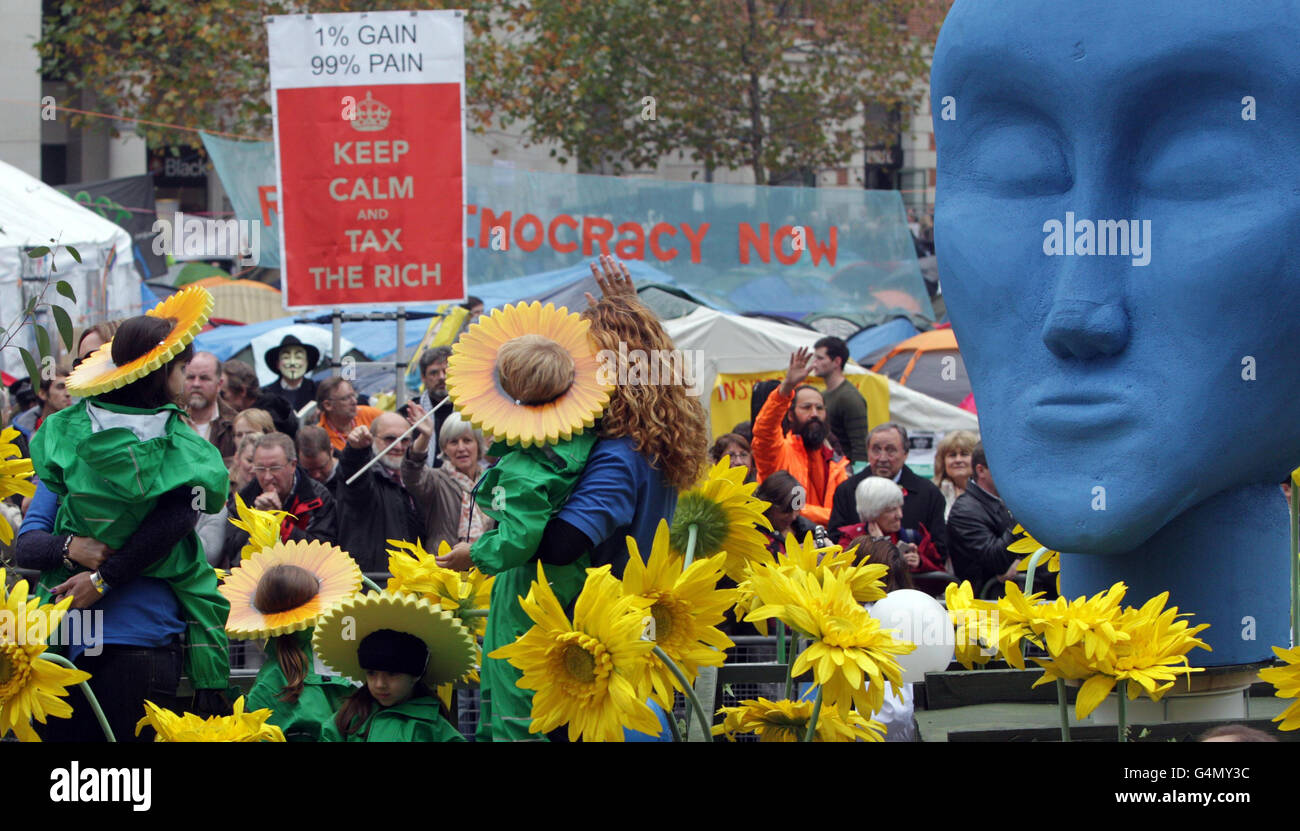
[
  {"x1": 220, "y1": 431, "x2": 337, "y2": 567},
  {"x1": 751, "y1": 346, "x2": 850, "y2": 525},
  {"x1": 828, "y1": 421, "x2": 948, "y2": 562},
  {"x1": 316, "y1": 376, "x2": 383, "y2": 452},
  {"x1": 185, "y1": 351, "x2": 236, "y2": 461},
  {"x1": 336, "y1": 412, "x2": 423, "y2": 572}
]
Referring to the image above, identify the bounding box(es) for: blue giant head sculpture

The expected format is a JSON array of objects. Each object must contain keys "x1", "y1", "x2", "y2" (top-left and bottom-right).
[{"x1": 932, "y1": 0, "x2": 1300, "y2": 664}]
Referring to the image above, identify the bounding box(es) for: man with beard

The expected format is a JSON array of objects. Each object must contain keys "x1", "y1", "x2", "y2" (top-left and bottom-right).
[
  {"x1": 416, "y1": 346, "x2": 452, "y2": 469},
  {"x1": 751, "y1": 346, "x2": 850, "y2": 526},
  {"x1": 828, "y1": 422, "x2": 949, "y2": 564},
  {"x1": 336, "y1": 412, "x2": 423, "y2": 572},
  {"x1": 185, "y1": 351, "x2": 236, "y2": 461}
]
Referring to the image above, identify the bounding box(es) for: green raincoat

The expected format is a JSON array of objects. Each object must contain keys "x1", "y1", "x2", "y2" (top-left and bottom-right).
[
  {"x1": 29, "y1": 399, "x2": 233, "y2": 690},
  {"x1": 321, "y1": 695, "x2": 465, "y2": 742},
  {"x1": 474, "y1": 432, "x2": 595, "y2": 742},
  {"x1": 246, "y1": 631, "x2": 356, "y2": 742}
]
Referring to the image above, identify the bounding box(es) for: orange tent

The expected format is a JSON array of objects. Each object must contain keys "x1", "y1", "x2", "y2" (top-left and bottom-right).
[{"x1": 869, "y1": 327, "x2": 972, "y2": 408}]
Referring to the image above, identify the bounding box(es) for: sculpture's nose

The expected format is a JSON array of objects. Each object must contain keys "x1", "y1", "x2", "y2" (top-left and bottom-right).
[
  {"x1": 1040, "y1": 243, "x2": 1132, "y2": 361},
  {"x1": 1041, "y1": 297, "x2": 1130, "y2": 360}
]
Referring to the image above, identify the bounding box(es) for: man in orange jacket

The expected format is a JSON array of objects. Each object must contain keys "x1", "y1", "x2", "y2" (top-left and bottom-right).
[{"x1": 751, "y1": 346, "x2": 850, "y2": 526}]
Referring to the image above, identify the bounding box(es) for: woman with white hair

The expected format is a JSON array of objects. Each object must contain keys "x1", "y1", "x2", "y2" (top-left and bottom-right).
[
  {"x1": 402, "y1": 402, "x2": 496, "y2": 550},
  {"x1": 839, "y1": 476, "x2": 945, "y2": 574}
]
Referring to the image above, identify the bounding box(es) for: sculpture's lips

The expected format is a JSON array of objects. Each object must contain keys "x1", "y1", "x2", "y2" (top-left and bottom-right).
[
  {"x1": 1034, "y1": 392, "x2": 1126, "y2": 406},
  {"x1": 1027, "y1": 391, "x2": 1133, "y2": 430}
]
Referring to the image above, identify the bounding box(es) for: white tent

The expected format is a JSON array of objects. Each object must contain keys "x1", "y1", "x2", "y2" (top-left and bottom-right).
[
  {"x1": 0, "y1": 160, "x2": 141, "y2": 378},
  {"x1": 663, "y1": 306, "x2": 979, "y2": 434}
]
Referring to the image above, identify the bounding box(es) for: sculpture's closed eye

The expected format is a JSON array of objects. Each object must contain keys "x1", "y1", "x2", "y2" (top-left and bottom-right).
[{"x1": 956, "y1": 121, "x2": 1071, "y2": 197}]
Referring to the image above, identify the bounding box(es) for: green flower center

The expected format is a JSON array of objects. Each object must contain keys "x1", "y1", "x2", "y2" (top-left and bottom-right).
[
  {"x1": 563, "y1": 643, "x2": 597, "y2": 683},
  {"x1": 651, "y1": 603, "x2": 674, "y2": 642}
]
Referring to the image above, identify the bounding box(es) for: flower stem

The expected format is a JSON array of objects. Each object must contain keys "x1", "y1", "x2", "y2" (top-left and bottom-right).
[
  {"x1": 803, "y1": 686, "x2": 824, "y2": 742},
  {"x1": 1290, "y1": 484, "x2": 1298, "y2": 647},
  {"x1": 1055, "y1": 678, "x2": 1070, "y2": 742},
  {"x1": 458, "y1": 608, "x2": 489, "y2": 618},
  {"x1": 1023, "y1": 546, "x2": 1047, "y2": 594},
  {"x1": 652, "y1": 645, "x2": 711, "y2": 741},
  {"x1": 1117, "y1": 679, "x2": 1128, "y2": 742},
  {"x1": 662, "y1": 706, "x2": 684, "y2": 742},
  {"x1": 784, "y1": 634, "x2": 796, "y2": 701},
  {"x1": 40, "y1": 653, "x2": 116, "y2": 742},
  {"x1": 776, "y1": 621, "x2": 787, "y2": 664},
  {"x1": 683, "y1": 524, "x2": 699, "y2": 569},
  {"x1": 361, "y1": 574, "x2": 384, "y2": 594}
]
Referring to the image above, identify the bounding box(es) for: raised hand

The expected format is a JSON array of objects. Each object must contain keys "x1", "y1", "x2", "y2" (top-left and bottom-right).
[
  {"x1": 584, "y1": 254, "x2": 636, "y2": 306},
  {"x1": 779, "y1": 346, "x2": 814, "y2": 395},
  {"x1": 346, "y1": 424, "x2": 372, "y2": 450}
]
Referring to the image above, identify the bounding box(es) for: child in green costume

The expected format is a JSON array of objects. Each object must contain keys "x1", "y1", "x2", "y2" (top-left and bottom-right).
[
  {"x1": 323, "y1": 629, "x2": 464, "y2": 742},
  {"x1": 248, "y1": 631, "x2": 354, "y2": 742},
  {"x1": 31, "y1": 296, "x2": 235, "y2": 719},
  {"x1": 433, "y1": 326, "x2": 615, "y2": 741},
  {"x1": 226, "y1": 556, "x2": 362, "y2": 742}
]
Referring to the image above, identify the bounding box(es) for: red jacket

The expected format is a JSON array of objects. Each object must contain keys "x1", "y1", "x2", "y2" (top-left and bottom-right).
[
  {"x1": 836, "y1": 521, "x2": 946, "y2": 574},
  {"x1": 751, "y1": 387, "x2": 850, "y2": 526}
]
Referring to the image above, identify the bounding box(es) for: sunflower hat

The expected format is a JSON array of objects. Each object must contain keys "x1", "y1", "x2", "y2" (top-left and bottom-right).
[
  {"x1": 66, "y1": 284, "x2": 214, "y2": 396},
  {"x1": 221, "y1": 539, "x2": 363, "y2": 640},
  {"x1": 312, "y1": 591, "x2": 477, "y2": 688},
  {"x1": 446, "y1": 301, "x2": 613, "y2": 448}
]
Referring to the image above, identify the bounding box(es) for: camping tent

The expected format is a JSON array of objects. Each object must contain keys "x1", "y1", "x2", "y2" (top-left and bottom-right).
[
  {"x1": 0, "y1": 160, "x2": 140, "y2": 377},
  {"x1": 662, "y1": 306, "x2": 978, "y2": 437},
  {"x1": 868, "y1": 327, "x2": 972, "y2": 409}
]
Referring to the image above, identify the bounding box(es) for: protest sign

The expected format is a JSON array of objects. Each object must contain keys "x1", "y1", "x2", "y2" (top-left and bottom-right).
[{"x1": 266, "y1": 10, "x2": 466, "y2": 309}]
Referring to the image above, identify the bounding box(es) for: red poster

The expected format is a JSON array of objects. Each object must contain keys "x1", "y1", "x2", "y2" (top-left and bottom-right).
[
  {"x1": 276, "y1": 84, "x2": 463, "y2": 307},
  {"x1": 267, "y1": 11, "x2": 466, "y2": 309}
]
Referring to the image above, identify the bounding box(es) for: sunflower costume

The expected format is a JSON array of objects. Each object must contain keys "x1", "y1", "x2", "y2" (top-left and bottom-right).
[
  {"x1": 221, "y1": 540, "x2": 362, "y2": 742},
  {"x1": 29, "y1": 286, "x2": 233, "y2": 693},
  {"x1": 444, "y1": 302, "x2": 612, "y2": 741},
  {"x1": 315, "y1": 592, "x2": 475, "y2": 742}
]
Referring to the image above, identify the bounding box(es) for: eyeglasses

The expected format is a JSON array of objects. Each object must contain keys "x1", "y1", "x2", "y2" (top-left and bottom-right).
[
  {"x1": 327, "y1": 393, "x2": 357, "y2": 403},
  {"x1": 251, "y1": 464, "x2": 288, "y2": 474},
  {"x1": 376, "y1": 435, "x2": 411, "y2": 444}
]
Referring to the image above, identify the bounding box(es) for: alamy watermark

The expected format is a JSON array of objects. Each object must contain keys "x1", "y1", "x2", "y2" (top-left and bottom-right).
[
  {"x1": 1, "y1": 608, "x2": 104, "y2": 656},
  {"x1": 1042, "y1": 212, "x2": 1151, "y2": 266},
  {"x1": 152, "y1": 212, "x2": 260, "y2": 267},
  {"x1": 596, "y1": 342, "x2": 704, "y2": 396}
]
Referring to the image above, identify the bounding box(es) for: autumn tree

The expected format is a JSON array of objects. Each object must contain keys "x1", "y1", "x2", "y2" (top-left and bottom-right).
[
  {"x1": 36, "y1": 0, "x2": 502, "y2": 150},
  {"x1": 475, "y1": 0, "x2": 944, "y2": 183},
  {"x1": 37, "y1": 0, "x2": 943, "y2": 184}
]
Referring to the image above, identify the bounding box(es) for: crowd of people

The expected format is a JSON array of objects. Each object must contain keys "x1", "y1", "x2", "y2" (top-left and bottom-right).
[
  {"x1": 0, "y1": 252, "x2": 1053, "y2": 743},
  {"x1": 707, "y1": 339, "x2": 1049, "y2": 603}
]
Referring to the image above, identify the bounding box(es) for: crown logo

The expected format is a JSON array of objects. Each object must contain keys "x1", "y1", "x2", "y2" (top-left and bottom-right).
[{"x1": 351, "y1": 91, "x2": 391, "y2": 133}]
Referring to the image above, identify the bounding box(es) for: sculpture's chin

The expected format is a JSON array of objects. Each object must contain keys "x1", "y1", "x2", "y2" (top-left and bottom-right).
[{"x1": 996, "y1": 477, "x2": 1177, "y2": 558}]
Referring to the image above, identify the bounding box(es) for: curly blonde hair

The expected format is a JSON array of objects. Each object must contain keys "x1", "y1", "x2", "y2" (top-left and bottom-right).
[{"x1": 582, "y1": 295, "x2": 708, "y2": 491}]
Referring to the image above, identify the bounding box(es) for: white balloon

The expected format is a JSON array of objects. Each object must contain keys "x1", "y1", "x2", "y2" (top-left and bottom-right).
[{"x1": 868, "y1": 589, "x2": 955, "y2": 683}]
